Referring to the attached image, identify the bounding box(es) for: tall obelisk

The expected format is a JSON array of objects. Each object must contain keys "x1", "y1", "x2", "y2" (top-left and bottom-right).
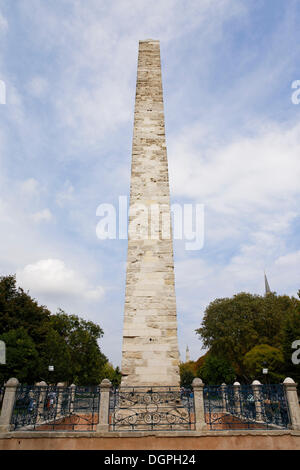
[{"x1": 121, "y1": 40, "x2": 180, "y2": 386}]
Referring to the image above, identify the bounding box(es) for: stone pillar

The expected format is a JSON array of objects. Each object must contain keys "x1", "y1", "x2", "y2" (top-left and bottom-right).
[
  {"x1": 192, "y1": 378, "x2": 206, "y2": 431},
  {"x1": 37, "y1": 381, "x2": 47, "y2": 421},
  {"x1": 233, "y1": 382, "x2": 241, "y2": 416},
  {"x1": 97, "y1": 379, "x2": 112, "y2": 432},
  {"x1": 121, "y1": 39, "x2": 180, "y2": 387},
  {"x1": 0, "y1": 377, "x2": 19, "y2": 432},
  {"x1": 283, "y1": 377, "x2": 300, "y2": 430},
  {"x1": 221, "y1": 383, "x2": 227, "y2": 413},
  {"x1": 252, "y1": 380, "x2": 263, "y2": 422},
  {"x1": 69, "y1": 384, "x2": 76, "y2": 413},
  {"x1": 56, "y1": 382, "x2": 65, "y2": 417}
]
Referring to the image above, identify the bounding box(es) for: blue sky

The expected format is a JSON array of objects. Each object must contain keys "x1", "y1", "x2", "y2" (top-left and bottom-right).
[{"x1": 0, "y1": 0, "x2": 300, "y2": 367}]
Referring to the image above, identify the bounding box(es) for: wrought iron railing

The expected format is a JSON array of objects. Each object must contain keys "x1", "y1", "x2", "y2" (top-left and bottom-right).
[
  {"x1": 204, "y1": 384, "x2": 290, "y2": 430},
  {"x1": 109, "y1": 386, "x2": 195, "y2": 431},
  {"x1": 11, "y1": 385, "x2": 99, "y2": 431},
  {"x1": 6, "y1": 381, "x2": 294, "y2": 432}
]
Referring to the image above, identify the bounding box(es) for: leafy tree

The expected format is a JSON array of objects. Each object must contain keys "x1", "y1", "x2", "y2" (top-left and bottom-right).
[
  {"x1": 38, "y1": 328, "x2": 72, "y2": 384},
  {"x1": 281, "y1": 293, "x2": 300, "y2": 384},
  {"x1": 112, "y1": 367, "x2": 122, "y2": 388},
  {"x1": 194, "y1": 352, "x2": 209, "y2": 377},
  {"x1": 0, "y1": 275, "x2": 108, "y2": 385},
  {"x1": 44, "y1": 310, "x2": 107, "y2": 385},
  {"x1": 0, "y1": 328, "x2": 39, "y2": 384},
  {"x1": 100, "y1": 363, "x2": 122, "y2": 387},
  {"x1": 196, "y1": 292, "x2": 299, "y2": 380},
  {"x1": 198, "y1": 354, "x2": 236, "y2": 385},
  {"x1": 0, "y1": 275, "x2": 51, "y2": 345},
  {"x1": 243, "y1": 344, "x2": 285, "y2": 383},
  {"x1": 179, "y1": 362, "x2": 196, "y2": 388}
]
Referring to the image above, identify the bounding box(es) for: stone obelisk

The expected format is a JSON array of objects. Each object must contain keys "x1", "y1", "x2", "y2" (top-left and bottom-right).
[{"x1": 121, "y1": 40, "x2": 180, "y2": 387}]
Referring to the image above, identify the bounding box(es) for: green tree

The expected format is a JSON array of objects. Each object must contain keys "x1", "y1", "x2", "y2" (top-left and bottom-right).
[
  {"x1": 38, "y1": 328, "x2": 72, "y2": 384},
  {"x1": 196, "y1": 292, "x2": 299, "y2": 380},
  {"x1": 0, "y1": 328, "x2": 39, "y2": 384},
  {"x1": 198, "y1": 355, "x2": 236, "y2": 385},
  {"x1": 179, "y1": 362, "x2": 196, "y2": 388},
  {"x1": 112, "y1": 367, "x2": 122, "y2": 388},
  {"x1": 243, "y1": 344, "x2": 285, "y2": 383},
  {"x1": 100, "y1": 363, "x2": 122, "y2": 387},
  {"x1": 0, "y1": 275, "x2": 51, "y2": 346},
  {"x1": 48, "y1": 310, "x2": 107, "y2": 385},
  {"x1": 194, "y1": 352, "x2": 209, "y2": 377},
  {"x1": 281, "y1": 293, "x2": 300, "y2": 384},
  {"x1": 0, "y1": 276, "x2": 108, "y2": 385}
]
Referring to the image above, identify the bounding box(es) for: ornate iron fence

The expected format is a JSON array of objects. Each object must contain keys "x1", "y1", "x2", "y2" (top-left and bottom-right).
[
  {"x1": 11, "y1": 385, "x2": 99, "y2": 431},
  {"x1": 204, "y1": 384, "x2": 290, "y2": 430},
  {"x1": 5, "y1": 381, "x2": 294, "y2": 432},
  {"x1": 109, "y1": 386, "x2": 195, "y2": 431}
]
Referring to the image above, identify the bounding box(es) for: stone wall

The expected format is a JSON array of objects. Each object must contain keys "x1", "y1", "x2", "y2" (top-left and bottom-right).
[{"x1": 1, "y1": 431, "x2": 300, "y2": 450}]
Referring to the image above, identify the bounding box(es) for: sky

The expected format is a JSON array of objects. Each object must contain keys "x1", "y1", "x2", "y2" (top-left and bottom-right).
[{"x1": 0, "y1": 0, "x2": 300, "y2": 367}]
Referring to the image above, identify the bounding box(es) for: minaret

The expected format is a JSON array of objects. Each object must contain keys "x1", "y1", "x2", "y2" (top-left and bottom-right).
[
  {"x1": 185, "y1": 346, "x2": 191, "y2": 363},
  {"x1": 121, "y1": 40, "x2": 180, "y2": 387},
  {"x1": 264, "y1": 271, "x2": 271, "y2": 296}
]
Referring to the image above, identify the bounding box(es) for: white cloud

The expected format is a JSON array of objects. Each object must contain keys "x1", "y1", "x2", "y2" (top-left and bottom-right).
[
  {"x1": 56, "y1": 180, "x2": 74, "y2": 207},
  {"x1": 0, "y1": 12, "x2": 8, "y2": 35},
  {"x1": 172, "y1": 114, "x2": 300, "y2": 356},
  {"x1": 169, "y1": 120, "x2": 300, "y2": 255},
  {"x1": 17, "y1": 259, "x2": 105, "y2": 301},
  {"x1": 15, "y1": 0, "x2": 245, "y2": 147},
  {"x1": 20, "y1": 178, "x2": 40, "y2": 197},
  {"x1": 170, "y1": 121, "x2": 300, "y2": 209},
  {"x1": 27, "y1": 76, "x2": 49, "y2": 98},
  {"x1": 0, "y1": 199, "x2": 12, "y2": 224},
  {"x1": 275, "y1": 250, "x2": 300, "y2": 268},
  {"x1": 31, "y1": 209, "x2": 53, "y2": 223}
]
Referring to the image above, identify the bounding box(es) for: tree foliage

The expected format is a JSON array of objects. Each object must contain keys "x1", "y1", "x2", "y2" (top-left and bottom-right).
[
  {"x1": 281, "y1": 294, "x2": 300, "y2": 384},
  {"x1": 179, "y1": 362, "x2": 195, "y2": 388},
  {"x1": 0, "y1": 275, "x2": 109, "y2": 385},
  {"x1": 243, "y1": 344, "x2": 284, "y2": 383},
  {"x1": 196, "y1": 291, "x2": 300, "y2": 382},
  {"x1": 100, "y1": 363, "x2": 122, "y2": 387},
  {"x1": 194, "y1": 353, "x2": 209, "y2": 377},
  {"x1": 0, "y1": 327, "x2": 39, "y2": 384},
  {"x1": 198, "y1": 354, "x2": 236, "y2": 385}
]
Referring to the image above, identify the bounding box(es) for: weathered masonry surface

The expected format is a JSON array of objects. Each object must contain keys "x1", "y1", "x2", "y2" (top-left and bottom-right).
[
  {"x1": 1, "y1": 431, "x2": 300, "y2": 450},
  {"x1": 121, "y1": 40, "x2": 180, "y2": 386}
]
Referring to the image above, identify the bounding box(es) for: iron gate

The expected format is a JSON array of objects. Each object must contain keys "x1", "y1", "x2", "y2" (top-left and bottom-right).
[{"x1": 109, "y1": 386, "x2": 195, "y2": 431}]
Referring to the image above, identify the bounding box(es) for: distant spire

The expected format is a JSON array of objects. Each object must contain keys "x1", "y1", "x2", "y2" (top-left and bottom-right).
[
  {"x1": 264, "y1": 271, "x2": 271, "y2": 295},
  {"x1": 186, "y1": 345, "x2": 191, "y2": 363}
]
